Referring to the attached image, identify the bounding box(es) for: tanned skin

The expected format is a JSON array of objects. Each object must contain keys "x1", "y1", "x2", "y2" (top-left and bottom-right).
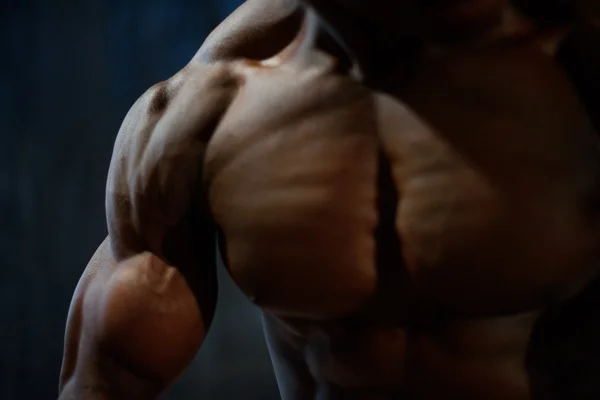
[{"x1": 59, "y1": 0, "x2": 600, "y2": 399}]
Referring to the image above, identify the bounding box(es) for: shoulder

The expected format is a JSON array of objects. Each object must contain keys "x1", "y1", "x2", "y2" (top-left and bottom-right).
[
  {"x1": 195, "y1": 0, "x2": 302, "y2": 62},
  {"x1": 107, "y1": 61, "x2": 240, "y2": 196},
  {"x1": 109, "y1": 61, "x2": 238, "y2": 162},
  {"x1": 106, "y1": 61, "x2": 241, "y2": 259}
]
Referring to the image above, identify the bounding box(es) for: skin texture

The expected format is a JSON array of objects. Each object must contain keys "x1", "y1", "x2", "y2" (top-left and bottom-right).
[{"x1": 59, "y1": 0, "x2": 600, "y2": 399}]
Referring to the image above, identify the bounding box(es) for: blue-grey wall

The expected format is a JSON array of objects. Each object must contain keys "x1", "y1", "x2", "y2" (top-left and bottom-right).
[{"x1": 0, "y1": 1, "x2": 280, "y2": 398}]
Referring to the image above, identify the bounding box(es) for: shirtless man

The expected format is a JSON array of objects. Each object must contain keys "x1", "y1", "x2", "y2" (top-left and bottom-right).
[{"x1": 58, "y1": 0, "x2": 600, "y2": 399}]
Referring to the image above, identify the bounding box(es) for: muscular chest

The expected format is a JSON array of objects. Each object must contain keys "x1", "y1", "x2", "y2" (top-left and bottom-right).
[
  {"x1": 204, "y1": 47, "x2": 600, "y2": 320},
  {"x1": 387, "y1": 44, "x2": 600, "y2": 313}
]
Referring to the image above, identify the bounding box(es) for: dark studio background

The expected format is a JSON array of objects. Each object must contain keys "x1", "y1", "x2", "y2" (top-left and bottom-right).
[{"x1": 0, "y1": 0, "x2": 281, "y2": 399}]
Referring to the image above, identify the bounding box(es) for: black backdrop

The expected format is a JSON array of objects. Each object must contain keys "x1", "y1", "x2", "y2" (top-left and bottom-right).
[{"x1": 1, "y1": 1, "x2": 280, "y2": 399}]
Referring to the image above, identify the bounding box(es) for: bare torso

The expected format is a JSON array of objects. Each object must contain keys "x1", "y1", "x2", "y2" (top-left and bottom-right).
[
  {"x1": 201, "y1": 12, "x2": 600, "y2": 398},
  {"x1": 58, "y1": 1, "x2": 600, "y2": 399}
]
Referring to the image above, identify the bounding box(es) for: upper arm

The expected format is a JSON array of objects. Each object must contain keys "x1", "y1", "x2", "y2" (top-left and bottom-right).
[
  {"x1": 60, "y1": 237, "x2": 212, "y2": 398},
  {"x1": 102, "y1": 60, "x2": 240, "y2": 346},
  {"x1": 103, "y1": 62, "x2": 230, "y2": 332},
  {"x1": 60, "y1": 63, "x2": 238, "y2": 397}
]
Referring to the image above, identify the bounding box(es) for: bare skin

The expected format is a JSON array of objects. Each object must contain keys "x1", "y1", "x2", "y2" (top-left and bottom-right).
[{"x1": 59, "y1": 0, "x2": 600, "y2": 399}]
